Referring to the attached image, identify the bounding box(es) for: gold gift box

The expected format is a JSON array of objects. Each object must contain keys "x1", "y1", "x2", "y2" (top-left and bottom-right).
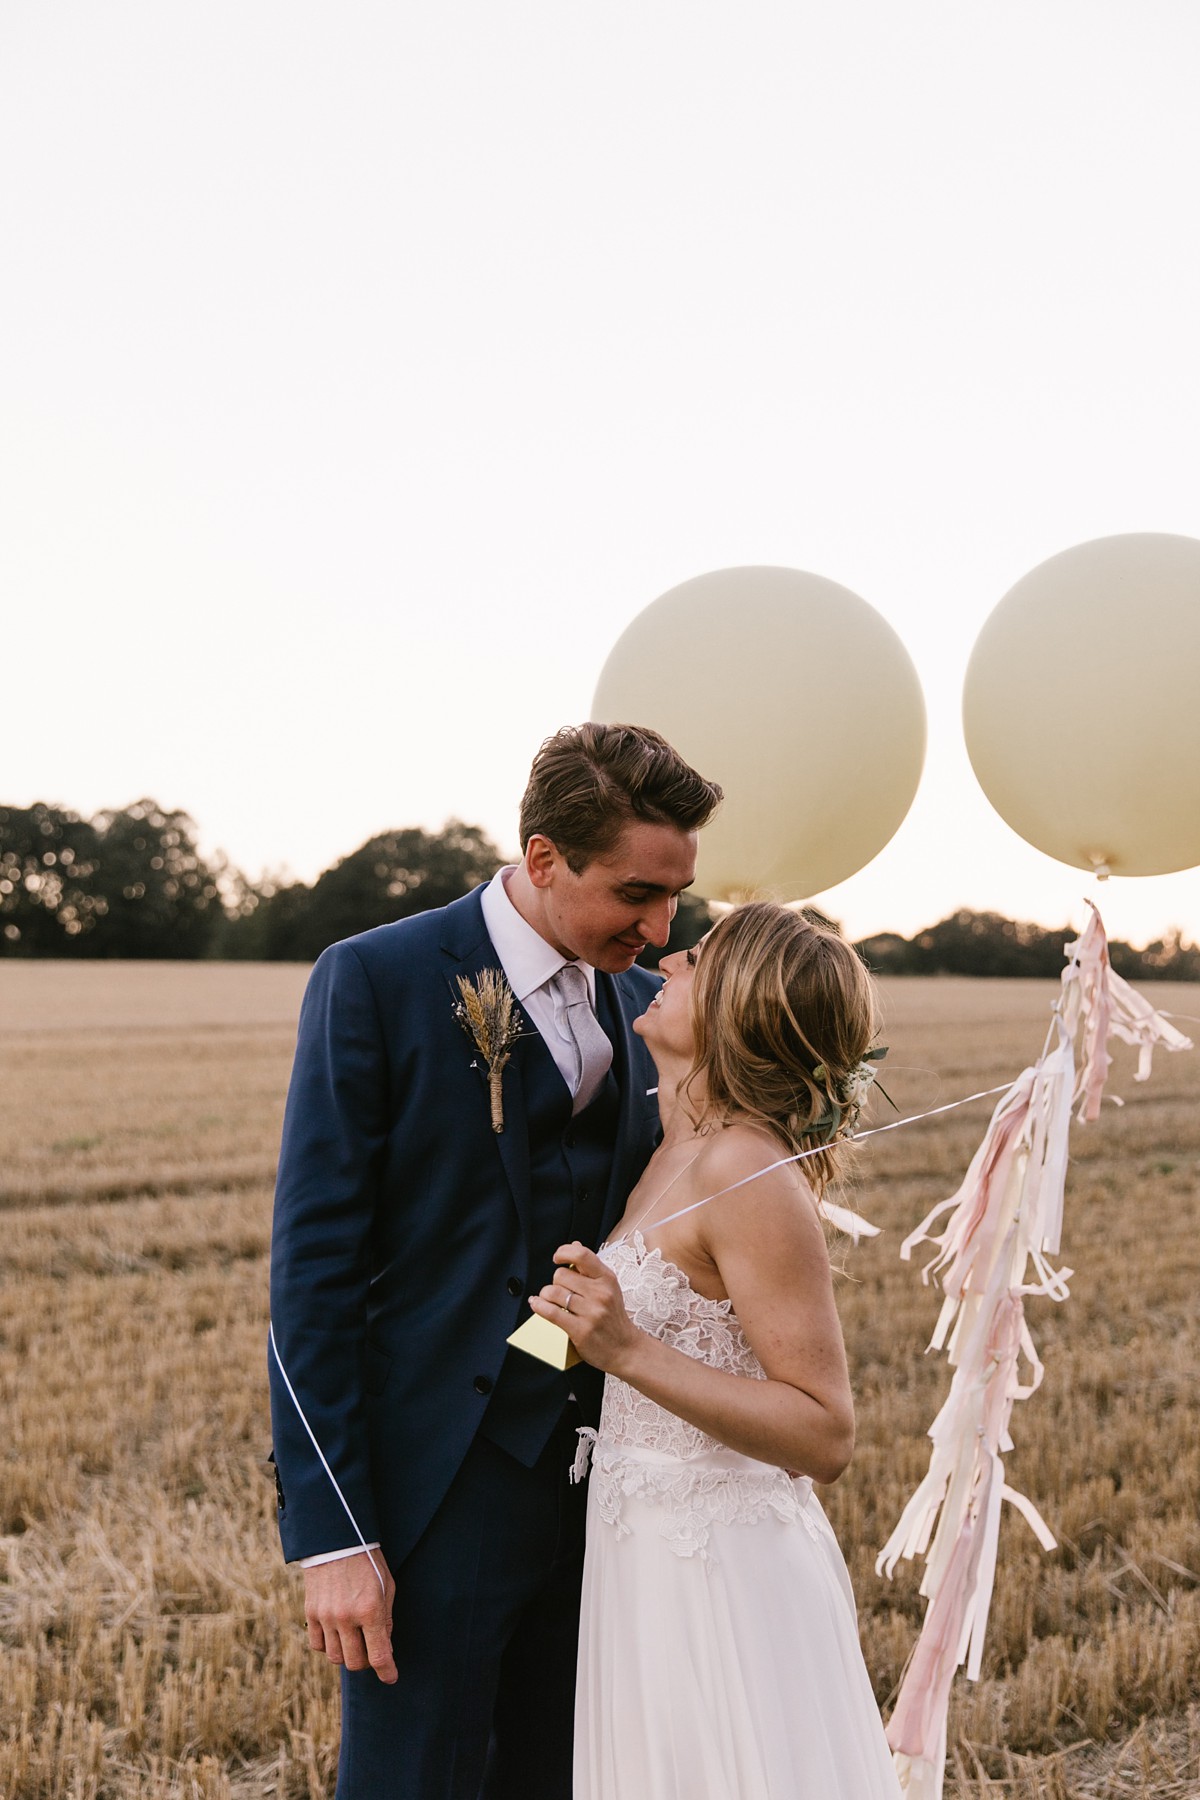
[{"x1": 506, "y1": 1311, "x2": 581, "y2": 1370}]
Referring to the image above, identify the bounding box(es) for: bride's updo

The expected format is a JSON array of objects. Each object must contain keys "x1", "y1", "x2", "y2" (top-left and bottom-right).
[{"x1": 684, "y1": 902, "x2": 880, "y2": 1193}]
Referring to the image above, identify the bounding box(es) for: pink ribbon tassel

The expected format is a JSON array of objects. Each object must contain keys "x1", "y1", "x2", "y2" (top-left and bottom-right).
[{"x1": 879, "y1": 905, "x2": 1190, "y2": 1796}]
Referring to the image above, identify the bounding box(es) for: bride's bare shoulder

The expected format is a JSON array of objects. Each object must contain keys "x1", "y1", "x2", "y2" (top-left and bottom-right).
[
  {"x1": 691, "y1": 1127, "x2": 827, "y2": 1278},
  {"x1": 694, "y1": 1120, "x2": 809, "y2": 1199}
]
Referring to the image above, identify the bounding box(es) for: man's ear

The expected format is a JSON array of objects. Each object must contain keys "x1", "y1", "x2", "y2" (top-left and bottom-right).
[{"x1": 524, "y1": 834, "x2": 559, "y2": 890}]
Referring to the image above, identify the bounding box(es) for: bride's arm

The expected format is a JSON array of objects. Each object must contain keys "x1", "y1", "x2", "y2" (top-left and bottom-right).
[{"x1": 532, "y1": 1146, "x2": 856, "y2": 1485}]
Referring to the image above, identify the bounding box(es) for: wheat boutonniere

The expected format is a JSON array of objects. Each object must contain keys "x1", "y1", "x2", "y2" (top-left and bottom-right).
[{"x1": 454, "y1": 969, "x2": 524, "y2": 1132}]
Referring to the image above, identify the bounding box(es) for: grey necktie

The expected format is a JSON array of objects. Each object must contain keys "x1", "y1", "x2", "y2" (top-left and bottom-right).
[{"x1": 553, "y1": 963, "x2": 614, "y2": 1114}]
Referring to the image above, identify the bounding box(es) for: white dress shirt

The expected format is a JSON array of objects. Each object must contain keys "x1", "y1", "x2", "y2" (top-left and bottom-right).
[
  {"x1": 479, "y1": 866, "x2": 600, "y2": 1092},
  {"x1": 301, "y1": 868, "x2": 601, "y2": 1568}
]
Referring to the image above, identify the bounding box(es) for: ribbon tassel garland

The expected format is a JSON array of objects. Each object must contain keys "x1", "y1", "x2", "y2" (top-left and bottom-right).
[{"x1": 878, "y1": 904, "x2": 1191, "y2": 1798}]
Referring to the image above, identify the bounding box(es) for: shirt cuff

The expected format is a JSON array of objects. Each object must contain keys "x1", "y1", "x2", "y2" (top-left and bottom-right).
[{"x1": 300, "y1": 1543, "x2": 382, "y2": 1568}]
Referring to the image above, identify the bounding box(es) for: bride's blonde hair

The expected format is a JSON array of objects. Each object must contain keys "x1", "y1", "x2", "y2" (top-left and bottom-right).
[{"x1": 683, "y1": 902, "x2": 879, "y2": 1194}]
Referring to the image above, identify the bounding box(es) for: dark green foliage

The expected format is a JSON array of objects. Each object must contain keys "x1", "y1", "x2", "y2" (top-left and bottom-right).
[
  {"x1": 0, "y1": 804, "x2": 105, "y2": 954},
  {"x1": 856, "y1": 910, "x2": 1200, "y2": 981},
  {"x1": 87, "y1": 801, "x2": 222, "y2": 958},
  {"x1": 868, "y1": 909, "x2": 1070, "y2": 978},
  {"x1": 5, "y1": 798, "x2": 1199, "y2": 976},
  {"x1": 0, "y1": 801, "x2": 219, "y2": 958},
  {"x1": 1107, "y1": 928, "x2": 1200, "y2": 982},
  {"x1": 222, "y1": 819, "x2": 505, "y2": 961}
]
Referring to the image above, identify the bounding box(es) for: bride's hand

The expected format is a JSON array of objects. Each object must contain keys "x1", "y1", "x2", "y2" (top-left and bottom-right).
[{"x1": 529, "y1": 1243, "x2": 643, "y2": 1375}]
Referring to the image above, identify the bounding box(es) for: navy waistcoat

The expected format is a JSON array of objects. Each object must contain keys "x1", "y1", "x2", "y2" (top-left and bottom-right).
[{"x1": 478, "y1": 976, "x2": 623, "y2": 1464}]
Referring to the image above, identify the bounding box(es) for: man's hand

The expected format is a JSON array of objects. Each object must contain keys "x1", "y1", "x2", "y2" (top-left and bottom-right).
[{"x1": 303, "y1": 1550, "x2": 398, "y2": 1684}]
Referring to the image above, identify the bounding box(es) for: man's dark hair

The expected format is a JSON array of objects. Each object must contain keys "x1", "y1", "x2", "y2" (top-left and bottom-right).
[{"x1": 518, "y1": 723, "x2": 722, "y2": 873}]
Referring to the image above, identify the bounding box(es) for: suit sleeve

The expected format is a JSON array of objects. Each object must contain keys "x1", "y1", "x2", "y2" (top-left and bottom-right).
[{"x1": 268, "y1": 941, "x2": 389, "y2": 1560}]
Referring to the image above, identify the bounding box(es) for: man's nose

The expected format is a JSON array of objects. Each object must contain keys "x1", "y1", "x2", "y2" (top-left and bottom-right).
[{"x1": 641, "y1": 896, "x2": 676, "y2": 948}]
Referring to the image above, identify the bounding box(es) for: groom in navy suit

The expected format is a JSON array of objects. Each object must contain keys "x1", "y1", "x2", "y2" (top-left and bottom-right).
[{"x1": 269, "y1": 723, "x2": 721, "y2": 1798}]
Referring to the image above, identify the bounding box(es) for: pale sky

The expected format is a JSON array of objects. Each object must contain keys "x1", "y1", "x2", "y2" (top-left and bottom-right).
[{"x1": 4, "y1": 2, "x2": 1200, "y2": 946}]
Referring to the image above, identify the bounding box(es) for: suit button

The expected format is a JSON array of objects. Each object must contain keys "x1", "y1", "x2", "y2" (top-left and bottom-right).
[
  {"x1": 564, "y1": 1130, "x2": 576, "y2": 1149},
  {"x1": 507, "y1": 1276, "x2": 523, "y2": 1297},
  {"x1": 474, "y1": 1375, "x2": 493, "y2": 1396},
  {"x1": 577, "y1": 1185, "x2": 590, "y2": 1203}
]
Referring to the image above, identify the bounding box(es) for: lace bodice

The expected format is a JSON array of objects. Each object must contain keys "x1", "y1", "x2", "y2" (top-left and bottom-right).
[
  {"x1": 595, "y1": 1235, "x2": 766, "y2": 1450},
  {"x1": 573, "y1": 1233, "x2": 818, "y2": 1558}
]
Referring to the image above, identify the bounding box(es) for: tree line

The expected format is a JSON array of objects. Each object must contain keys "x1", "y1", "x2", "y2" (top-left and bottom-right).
[
  {"x1": 854, "y1": 912, "x2": 1200, "y2": 982},
  {"x1": 3, "y1": 800, "x2": 1198, "y2": 980},
  {"x1": 0, "y1": 800, "x2": 710, "y2": 967}
]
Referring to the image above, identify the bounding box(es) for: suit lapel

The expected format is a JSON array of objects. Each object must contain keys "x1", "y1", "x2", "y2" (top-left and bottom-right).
[
  {"x1": 597, "y1": 968, "x2": 657, "y2": 1234},
  {"x1": 440, "y1": 889, "x2": 533, "y2": 1242},
  {"x1": 439, "y1": 889, "x2": 658, "y2": 1246}
]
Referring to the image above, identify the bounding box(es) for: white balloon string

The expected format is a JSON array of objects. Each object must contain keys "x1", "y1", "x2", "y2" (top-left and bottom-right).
[
  {"x1": 269, "y1": 1322, "x2": 386, "y2": 1596},
  {"x1": 642, "y1": 1083, "x2": 1013, "y2": 1233}
]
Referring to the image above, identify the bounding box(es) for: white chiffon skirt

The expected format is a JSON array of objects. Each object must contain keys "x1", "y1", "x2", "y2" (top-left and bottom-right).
[{"x1": 574, "y1": 1477, "x2": 903, "y2": 1800}]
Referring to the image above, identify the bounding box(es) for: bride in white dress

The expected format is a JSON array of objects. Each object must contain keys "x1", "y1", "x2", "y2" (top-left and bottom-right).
[{"x1": 530, "y1": 901, "x2": 903, "y2": 1800}]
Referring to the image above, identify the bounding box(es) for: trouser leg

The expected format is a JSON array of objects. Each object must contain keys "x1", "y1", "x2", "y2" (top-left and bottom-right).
[
  {"x1": 335, "y1": 1409, "x2": 585, "y2": 1800},
  {"x1": 482, "y1": 1410, "x2": 587, "y2": 1800}
]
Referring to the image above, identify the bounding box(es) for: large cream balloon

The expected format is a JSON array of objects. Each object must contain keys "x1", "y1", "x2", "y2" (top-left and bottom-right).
[
  {"x1": 963, "y1": 533, "x2": 1200, "y2": 878},
  {"x1": 592, "y1": 566, "x2": 926, "y2": 901}
]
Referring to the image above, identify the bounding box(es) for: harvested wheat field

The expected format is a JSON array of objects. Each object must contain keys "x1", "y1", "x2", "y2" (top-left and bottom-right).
[{"x1": 0, "y1": 959, "x2": 1197, "y2": 1799}]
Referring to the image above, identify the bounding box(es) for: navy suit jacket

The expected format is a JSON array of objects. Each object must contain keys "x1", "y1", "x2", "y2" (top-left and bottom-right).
[{"x1": 268, "y1": 885, "x2": 662, "y2": 1567}]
